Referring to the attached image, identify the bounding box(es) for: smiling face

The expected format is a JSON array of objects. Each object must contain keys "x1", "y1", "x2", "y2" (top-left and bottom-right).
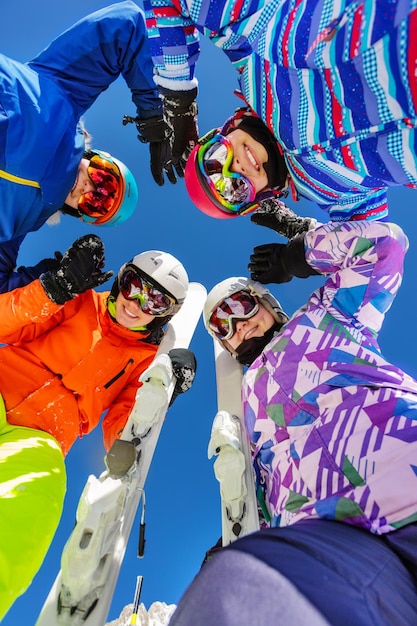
[
  {"x1": 226, "y1": 304, "x2": 276, "y2": 350},
  {"x1": 114, "y1": 292, "x2": 156, "y2": 329},
  {"x1": 227, "y1": 129, "x2": 269, "y2": 194},
  {"x1": 65, "y1": 158, "x2": 96, "y2": 208}
]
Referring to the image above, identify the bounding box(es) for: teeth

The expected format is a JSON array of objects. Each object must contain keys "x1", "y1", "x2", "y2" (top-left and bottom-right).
[
  {"x1": 124, "y1": 307, "x2": 137, "y2": 318},
  {"x1": 245, "y1": 146, "x2": 259, "y2": 170}
]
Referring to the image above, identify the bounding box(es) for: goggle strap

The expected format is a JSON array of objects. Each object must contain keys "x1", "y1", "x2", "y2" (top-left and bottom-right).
[{"x1": 197, "y1": 128, "x2": 219, "y2": 145}]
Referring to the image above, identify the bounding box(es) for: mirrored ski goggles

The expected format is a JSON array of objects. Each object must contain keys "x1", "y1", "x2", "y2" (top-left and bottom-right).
[
  {"x1": 78, "y1": 155, "x2": 123, "y2": 219},
  {"x1": 209, "y1": 291, "x2": 259, "y2": 340},
  {"x1": 197, "y1": 134, "x2": 257, "y2": 214},
  {"x1": 119, "y1": 268, "x2": 176, "y2": 316}
]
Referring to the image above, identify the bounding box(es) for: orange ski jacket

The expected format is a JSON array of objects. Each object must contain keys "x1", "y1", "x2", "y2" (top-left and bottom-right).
[{"x1": 0, "y1": 279, "x2": 159, "y2": 455}]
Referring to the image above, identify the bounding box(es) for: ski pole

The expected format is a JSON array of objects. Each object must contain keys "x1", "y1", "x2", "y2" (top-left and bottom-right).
[
  {"x1": 129, "y1": 576, "x2": 144, "y2": 625},
  {"x1": 138, "y1": 489, "x2": 146, "y2": 557}
]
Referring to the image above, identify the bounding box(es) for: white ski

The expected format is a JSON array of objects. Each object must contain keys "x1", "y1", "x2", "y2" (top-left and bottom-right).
[
  {"x1": 207, "y1": 341, "x2": 260, "y2": 546},
  {"x1": 36, "y1": 282, "x2": 207, "y2": 626}
]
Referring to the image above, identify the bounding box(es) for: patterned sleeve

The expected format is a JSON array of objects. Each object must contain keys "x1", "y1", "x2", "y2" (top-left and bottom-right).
[
  {"x1": 304, "y1": 220, "x2": 409, "y2": 333},
  {"x1": 144, "y1": 0, "x2": 200, "y2": 90}
]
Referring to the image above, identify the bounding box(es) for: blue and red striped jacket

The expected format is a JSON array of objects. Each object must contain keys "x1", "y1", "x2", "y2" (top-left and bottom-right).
[{"x1": 144, "y1": 0, "x2": 417, "y2": 220}]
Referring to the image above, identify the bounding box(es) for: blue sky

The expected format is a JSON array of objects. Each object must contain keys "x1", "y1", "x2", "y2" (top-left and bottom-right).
[{"x1": 2, "y1": 1, "x2": 417, "y2": 623}]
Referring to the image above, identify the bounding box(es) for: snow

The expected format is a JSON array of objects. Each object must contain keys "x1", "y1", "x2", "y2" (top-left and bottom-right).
[{"x1": 105, "y1": 602, "x2": 176, "y2": 626}]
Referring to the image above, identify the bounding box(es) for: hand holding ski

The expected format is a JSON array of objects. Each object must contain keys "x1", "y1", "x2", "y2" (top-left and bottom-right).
[{"x1": 209, "y1": 342, "x2": 260, "y2": 546}]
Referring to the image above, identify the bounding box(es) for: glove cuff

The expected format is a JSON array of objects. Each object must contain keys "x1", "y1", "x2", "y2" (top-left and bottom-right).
[
  {"x1": 160, "y1": 87, "x2": 198, "y2": 114},
  {"x1": 135, "y1": 115, "x2": 171, "y2": 144},
  {"x1": 39, "y1": 271, "x2": 74, "y2": 305},
  {"x1": 283, "y1": 234, "x2": 320, "y2": 279},
  {"x1": 251, "y1": 198, "x2": 318, "y2": 239}
]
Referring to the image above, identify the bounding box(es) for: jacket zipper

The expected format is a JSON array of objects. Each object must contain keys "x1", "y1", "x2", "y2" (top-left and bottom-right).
[{"x1": 104, "y1": 358, "x2": 134, "y2": 389}]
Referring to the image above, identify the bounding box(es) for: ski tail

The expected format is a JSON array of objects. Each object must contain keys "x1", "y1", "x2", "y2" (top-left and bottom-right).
[
  {"x1": 208, "y1": 341, "x2": 260, "y2": 546},
  {"x1": 36, "y1": 282, "x2": 207, "y2": 626}
]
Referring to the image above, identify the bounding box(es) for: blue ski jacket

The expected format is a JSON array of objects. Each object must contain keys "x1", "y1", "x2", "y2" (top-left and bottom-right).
[{"x1": 0, "y1": 1, "x2": 161, "y2": 291}]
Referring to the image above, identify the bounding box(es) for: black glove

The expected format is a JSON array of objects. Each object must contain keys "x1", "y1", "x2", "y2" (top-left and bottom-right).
[
  {"x1": 248, "y1": 234, "x2": 320, "y2": 284},
  {"x1": 17, "y1": 250, "x2": 63, "y2": 276},
  {"x1": 168, "y1": 348, "x2": 197, "y2": 405},
  {"x1": 250, "y1": 198, "x2": 317, "y2": 239},
  {"x1": 160, "y1": 87, "x2": 198, "y2": 178},
  {"x1": 40, "y1": 234, "x2": 114, "y2": 304},
  {"x1": 123, "y1": 114, "x2": 177, "y2": 186}
]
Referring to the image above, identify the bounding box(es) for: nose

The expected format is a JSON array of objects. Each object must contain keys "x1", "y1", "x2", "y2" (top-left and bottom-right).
[
  {"x1": 123, "y1": 298, "x2": 142, "y2": 316},
  {"x1": 235, "y1": 318, "x2": 248, "y2": 332},
  {"x1": 82, "y1": 177, "x2": 96, "y2": 193},
  {"x1": 127, "y1": 298, "x2": 139, "y2": 308},
  {"x1": 128, "y1": 293, "x2": 147, "y2": 309},
  {"x1": 231, "y1": 155, "x2": 245, "y2": 175}
]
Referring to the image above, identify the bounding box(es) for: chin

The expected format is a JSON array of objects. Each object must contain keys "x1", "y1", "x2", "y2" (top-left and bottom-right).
[{"x1": 124, "y1": 318, "x2": 140, "y2": 329}]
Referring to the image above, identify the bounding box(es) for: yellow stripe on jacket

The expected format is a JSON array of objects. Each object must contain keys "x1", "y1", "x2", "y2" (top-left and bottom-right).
[{"x1": 0, "y1": 169, "x2": 40, "y2": 188}]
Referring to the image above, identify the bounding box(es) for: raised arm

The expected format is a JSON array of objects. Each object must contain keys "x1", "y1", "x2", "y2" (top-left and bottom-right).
[
  {"x1": 249, "y1": 220, "x2": 408, "y2": 335},
  {"x1": 305, "y1": 220, "x2": 408, "y2": 334},
  {"x1": 0, "y1": 237, "x2": 64, "y2": 294},
  {"x1": 28, "y1": 1, "x2": 162, "y2": 120},
  {"x1": 144, "y1": 0, "x2": 200, "y2": 90},
  {"x1": 0, "y1": 234, "x2": 113, "y2": 342},
  {"x1": 0, "y1": 278, "x2": 63, "y2": 343}
]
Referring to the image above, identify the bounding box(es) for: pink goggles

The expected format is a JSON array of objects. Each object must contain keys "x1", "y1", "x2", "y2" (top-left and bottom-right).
[{"x1": 209, "y1": 291, "x2": 259, "y2": 340}]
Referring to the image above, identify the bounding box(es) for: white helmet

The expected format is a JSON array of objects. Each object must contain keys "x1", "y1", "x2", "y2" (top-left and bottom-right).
[
  {"x1": 204, "y1": 276, "x2": 289, "y2": 358},
  {"x1": 118, "y1": 250, "x2": 189, "y2": 316}
]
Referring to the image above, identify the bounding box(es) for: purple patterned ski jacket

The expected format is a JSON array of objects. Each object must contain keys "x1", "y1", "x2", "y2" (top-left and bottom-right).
[
  {"x1": 242, "y1": 220, "x2": 417, "y2": 534},
  {"x1": 144, "y1": 0, "x2": 417, "y2": 220}
]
